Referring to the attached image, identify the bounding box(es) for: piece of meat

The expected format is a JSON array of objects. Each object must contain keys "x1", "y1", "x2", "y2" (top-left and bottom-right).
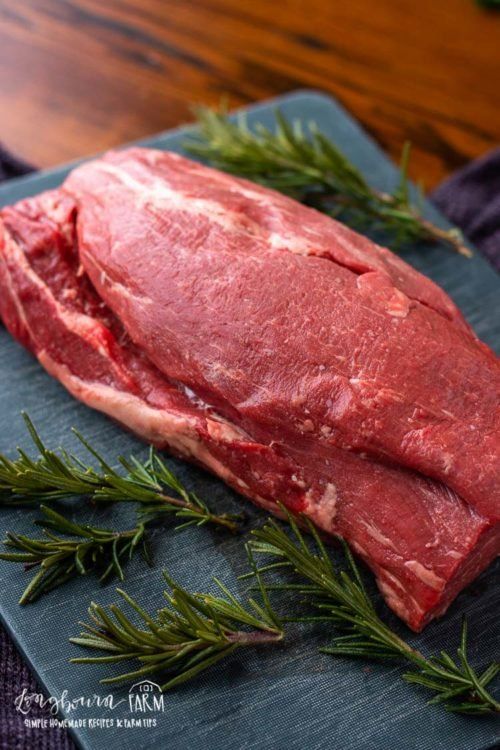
[
  {"x1": 0, "y1": 192, "x2": 306, "y2": 510},
  {"x1": 0, "y1": 149, "x2": 498, "y2": 632},
  {"x1": 64, "y1": 149, "x2": 500, "y2": 524}
]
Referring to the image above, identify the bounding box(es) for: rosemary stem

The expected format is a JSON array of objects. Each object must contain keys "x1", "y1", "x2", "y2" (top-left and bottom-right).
[
  {"x1": 156, "y1": 493, "x2": 239, "y2": 532},
  {"x1": 225, "y1": 629, "x2": 284, "y2": 646},
  {"x1": 321, "y1": 187, "x2": 471, "y2": 258},
  {"x1": 374, "y1": 188, "x2": 471, "y2": 256},
  {"x1": 416, "y1": 217, "x2": 472, "y2": 257}
]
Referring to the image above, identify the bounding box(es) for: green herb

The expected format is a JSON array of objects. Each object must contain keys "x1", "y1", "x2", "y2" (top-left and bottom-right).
[
  {"x1": 70, "y1": 553, "x2": 283, "y2": 691},
  {"x1": 247, "y1": 510, "x2": 499, "y2": 714},
  {"x1": 185, "y1": 106, "x2": 470, "y2": 257},
  {"x1": 0, "y1": 414, "x2": 239, "y2": 601},
  {"x1": 477, "y1": 1, "x2": 500, "y2": 8},
  {"x1": 0, "y1": 506, "x2": 150, "y2": 604},
  {"x1": 0, "y1": 413, "x2": 238, "y2": 532},
  {"x1": 2, "y1": 418, "x2": 497, "y2": 713}
]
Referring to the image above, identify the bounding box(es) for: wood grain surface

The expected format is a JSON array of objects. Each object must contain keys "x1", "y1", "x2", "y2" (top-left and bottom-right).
[{"x1": 0, "y1": 0, "x2": 499, "y2": 187}]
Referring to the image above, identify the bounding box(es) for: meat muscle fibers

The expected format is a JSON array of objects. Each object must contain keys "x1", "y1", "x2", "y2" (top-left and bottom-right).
[{"x1": 0, "y1": 148, "x2": 498, "y2": 631}]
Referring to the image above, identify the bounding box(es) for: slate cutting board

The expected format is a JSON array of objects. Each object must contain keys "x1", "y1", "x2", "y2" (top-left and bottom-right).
[{"x1": 0, "y1": 91, "x2": 498, "y2": 750}]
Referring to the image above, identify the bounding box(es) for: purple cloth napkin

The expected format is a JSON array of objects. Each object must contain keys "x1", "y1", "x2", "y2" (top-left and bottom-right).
[
  {"x1": 0, "y1": 145, "x2": 34, "y2": 183},
  {"x1": 0, "y1": 634, "x2": 73, "y2": 750},
  {"x1": 431, "y1": 147, "x2": 500, "y2": 272},
  {"x1": 0, "y1": 143, "x2": 499, "y2": 750}
]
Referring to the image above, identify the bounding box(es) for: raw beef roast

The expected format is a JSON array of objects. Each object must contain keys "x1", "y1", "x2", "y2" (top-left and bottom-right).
[{"x1": 0, "y1": 148, "x2": 498, "y2": 631}]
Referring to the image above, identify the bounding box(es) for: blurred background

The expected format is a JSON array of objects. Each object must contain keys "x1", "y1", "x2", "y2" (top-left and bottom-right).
[{"x1": 0, "y1": 0, "x2": 499, "y2": 189}]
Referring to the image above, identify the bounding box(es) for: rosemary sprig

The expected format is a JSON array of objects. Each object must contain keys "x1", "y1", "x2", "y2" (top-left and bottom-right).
[
  {"x1": 0, "y1": 413, "x2": 238, "y2": 532},
  {"x1": 185, "y1": 106, "x2": 471, "y2": 257},
  {"x1": 70, "y1": 554, "x2": 283, "y2": 691},
  {"x1": 0, "y1": 506, "x2": 150, "y2": 604},
  {"x1": 248, "y1": 511, "x2": 499, "y2": 714}
]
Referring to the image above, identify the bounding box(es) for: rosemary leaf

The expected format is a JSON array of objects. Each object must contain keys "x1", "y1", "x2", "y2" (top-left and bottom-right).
[
  {"x1": 248, "y1": 509, "x2": 499, "y2": 714},
  {"x1": 185, "y1": 106, "x2": 471, "y2": 257},
  {"x1": 0, "y1": 413, "x2": 239, "y2": 532},
  {"x1": 0, "y1": 505, "x2": 150, "y2": 603},
  {"x1": 0, "y1": 415, "x2": 240, "y2": 600},
  {"x1": 70, "y1": 560, "x2": 283, "y2": 691}
]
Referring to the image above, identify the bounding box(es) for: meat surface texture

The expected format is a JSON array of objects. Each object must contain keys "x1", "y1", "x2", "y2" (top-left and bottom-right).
[{"x1": 0, "y1": 147, "x2": 498, "y2": 631}]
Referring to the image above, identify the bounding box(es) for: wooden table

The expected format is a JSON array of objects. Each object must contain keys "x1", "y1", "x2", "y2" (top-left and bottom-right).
[{"x1": 0, "y1": 0, "x2": 499, "y2": 188}]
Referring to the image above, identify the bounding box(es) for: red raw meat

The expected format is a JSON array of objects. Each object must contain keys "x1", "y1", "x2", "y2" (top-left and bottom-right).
[{"x1": 0, "y1": 148, "x2": 498, "y2": 631}]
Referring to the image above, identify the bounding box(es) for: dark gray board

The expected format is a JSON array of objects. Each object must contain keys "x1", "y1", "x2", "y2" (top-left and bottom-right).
[{"x1": 0, "y1": 91, "x2": 498, "y2": 750}]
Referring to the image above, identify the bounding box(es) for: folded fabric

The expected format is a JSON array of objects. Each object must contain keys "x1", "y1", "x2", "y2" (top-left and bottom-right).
[
  {"x1": 431, "y1": 147, "x2": 500, "y2": 272},
  {"x1": 0, "y1": 144, "x2": 34, "y2": 183}
]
